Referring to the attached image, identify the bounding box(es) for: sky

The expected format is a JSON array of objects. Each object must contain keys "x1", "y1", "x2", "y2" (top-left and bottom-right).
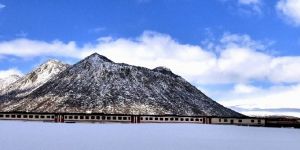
[{"x1": 1, "y1": 0, "x2": 300, "y2": 116}]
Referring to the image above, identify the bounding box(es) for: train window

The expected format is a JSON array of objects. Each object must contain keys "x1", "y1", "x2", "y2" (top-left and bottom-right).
[
  {"x1": 35, "y1": 115, "x2": 39, "y2": 119},
  {"x1": 5, "y1": 115, "x2": 10, "y2": 118},
  {"x1": 113, "y1": 117, "x2": 116, "y2": 120},
  {"x1": 96, "y1": 116, "x2": 100, "y2": 119},
  {"x1": 238, "y1": 120, "x2": 242, "y2": 123},
  {"x1": 191, "y1": 118, "x2": 194, "y2": 121},
  {"x1": 91, "y1": 116, "x2": 95, "y2": 119},
  {"x1": 85, "y1": 116, "x2": 89, "y2": 119},
  {"x1": 107, "y1": 116, "x2": 111, "y2": 120},
  {"x1": 165, "y1": 118, "x2": 169, "y2": 121},
  {"x1": 29, "y1": 115, "x2": 33, "y2": 118},
  {"x1": 140, "y1": 117, "x2": 143, "y2": 120},
  {"x1": 149, "y1": 117, "x2": 153, "y2": 120},
  {"x1": 24, "y1": 115, "x2": 28, "y2": 118},
  {"x1": 160, "y1": 118, "x2": 163, "y2": 121},
  {"x1": 200, "y1": 119, "x2": 202, "y2": 122},
  {"x1": 47, "y1": 116, "x2": 51, "y2": 119},
  {"x1": 170, "y1": 118, "x2": 174, "y2": 121},
  {"x1": 80, "y1": 116, "x2": 84, "y2": 119},
  {"x1": 74, "y1": 116, "x2": 78, "y2": 119},
  {"x1": 185, "y1": 118, "x2": 189, "y2": 121},
  {"x1": 155, "y1": 117, "x2": 158, "y2": 120},
  {"x1": 117, "y1": 117, "x2": 121, "y2": 120},
  {"x1": 11, "y1": 115, "x2": 16, "y2": 118},
  {"x1": 195, "y1": 118, "x2": 199, "y2": 121},
  {"x1": 0, "y1": 115, "x2": 3, "y2": 118},
  {"x1": 258, "y1": 119, "x2": 261, "y2": 122},
  {"x1": 102, "y1": 116, "x2": 106, "y2": 120},
  {"x1": 69, "y1": 116, "x2": 73, "y2": 119},
  {"x1": 41, "y1": 116, "x2": 45, "y2": 119},
  {"x1": 180, "y1": 118, "x2": 184, "y2": 121},
  {"x1": 219, "y1": 119, "x2": 221, "y2": 122},
  {"x1": 224, "y1": 119, "x2": 228, "y2": 122},
  {"x1": 51, "y1": 116, "x2": 54, "y2": 119},
  {"x1": 175, "y1": 118, "x2": 178, "y2": 121},
  {"x1": 251, "y1": 120, "x2": 254, "y2": 123},
  {"x1": 145, "y1": 117, "x2": 148, "y2": 120},
  {"x1": 123, "y1": 117, "x2": 127, "y2": 120}
]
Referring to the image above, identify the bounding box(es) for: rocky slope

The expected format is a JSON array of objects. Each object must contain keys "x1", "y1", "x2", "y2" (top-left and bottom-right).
[
  {"x1": 0, "y1": 60, "x2": 69, "y2": 98},
  {"x1": 0, "y1": 53, "x2": 243, "y2": 117}
]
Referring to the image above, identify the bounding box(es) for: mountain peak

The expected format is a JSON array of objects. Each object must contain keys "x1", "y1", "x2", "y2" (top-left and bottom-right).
[
  {"x1": 41, "y1": 59, "x2": 66, "y2": 67},
  {"x1": 0, "y1": 59, "x2": 69, "y2": 97},
  {"x1": 44, "y1": 59, "x2": 62, "y2": 64},
  {"x1": 85, "y1": 53, "x2": 113, "y2": 63}
]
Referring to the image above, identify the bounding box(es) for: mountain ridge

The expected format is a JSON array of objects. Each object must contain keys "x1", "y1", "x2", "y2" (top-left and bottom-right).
[{"x1": 0, "y1": 53, "x2": 244, "y2": 117}]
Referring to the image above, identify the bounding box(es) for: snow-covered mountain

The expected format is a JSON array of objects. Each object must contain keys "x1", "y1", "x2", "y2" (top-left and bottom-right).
[
  {"x1": 0, "y1": 75, "x2": 22, "y2": 90},
  {"x1": 0, "y1": 53, "x2": 243, "y2": 117},
  {"x1": 0, "y1": 60, "x2": 69, "y2": 98}
]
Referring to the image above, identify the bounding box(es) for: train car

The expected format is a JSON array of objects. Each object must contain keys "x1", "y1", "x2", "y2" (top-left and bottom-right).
[
  {"x1": 211, "y1": 117, "x2": 265, "y2": 126},
  {"x1": 63, "y1": 114, "x2": 132, "y2": 123},
  {"x1": 139, "y1": 115, "x2": 205, "y2": 124},
  {"x1": 0, "y1": 112, "x2": 55, "y2": 122}
]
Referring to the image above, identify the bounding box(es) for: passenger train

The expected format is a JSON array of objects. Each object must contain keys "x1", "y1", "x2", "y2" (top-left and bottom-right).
[{"x1": 0, "y1": 111, "x2": 267, "y2": 127}]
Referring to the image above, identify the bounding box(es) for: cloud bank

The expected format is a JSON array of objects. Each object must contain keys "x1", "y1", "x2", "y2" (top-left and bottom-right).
[{"x1": 1, "y1": 31, "x2": 300, "y2": 85}]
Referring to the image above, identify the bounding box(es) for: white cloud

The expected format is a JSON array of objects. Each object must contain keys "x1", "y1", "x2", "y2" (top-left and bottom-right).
[
  {"x1": 233, "y1": 84, "x2": 261, "y2": 94},
  {"x1": 0, "y1": 38, "x2": 80, "y2": 58},
  {"x1": 220, "y1": 84, "x2": 300, "y2": 112},
  {"x1": 277, "y1": 0, "x2": 300, "y2": 26},
  {"x1": 0, "y1": 3, "x2": 5, "y2": 9},
  {"x1": 0, "y1": 68, "x2": 23, "y2": 79}
]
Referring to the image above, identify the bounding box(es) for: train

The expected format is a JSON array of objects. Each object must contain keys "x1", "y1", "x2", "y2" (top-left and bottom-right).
[
  {"x1": 0, "y1": 111, "x2": 299, "y2": 128},
  {"x1": 0, "y1": 111, "x2": 265, "y2": 125}
]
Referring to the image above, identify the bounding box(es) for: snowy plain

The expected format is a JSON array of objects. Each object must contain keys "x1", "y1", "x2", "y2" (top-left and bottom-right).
[{"x1": 0, "y1": 121, "x2": 299, "y2": 150}]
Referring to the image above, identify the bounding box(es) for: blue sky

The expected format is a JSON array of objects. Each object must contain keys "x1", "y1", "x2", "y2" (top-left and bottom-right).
[
  {"x1": 1, "y1": 0, "x2": 300, "y2": 116},
  {"x1": 0, "y1": 0, "x2": 299, "y2": 52}
]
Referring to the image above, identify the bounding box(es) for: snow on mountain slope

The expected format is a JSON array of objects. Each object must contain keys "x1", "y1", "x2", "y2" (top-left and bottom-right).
[
  {"x1": 0, "y1": 53, "x2": 243, "y2": 117},
  {"x1": 0, "y1": 60, "x2": 69, "y2": 98},
  {"x1": 0, "y1": 75, "x2": 21, "y2": 90}
]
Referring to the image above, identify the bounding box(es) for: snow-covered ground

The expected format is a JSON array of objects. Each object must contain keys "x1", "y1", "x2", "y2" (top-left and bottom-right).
[{"x1": 0, "y1": 121, "x2": 299, "y2": 150}]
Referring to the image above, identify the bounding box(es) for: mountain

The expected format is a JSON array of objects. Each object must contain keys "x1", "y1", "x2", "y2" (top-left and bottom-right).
[
  {"x1": 0, "y1": 60, "x2": 69, "y2": 98},
  {"x1": 0, "y1": 53, "x2": 243, "y2": 117},
  {"x1": 0, "y1": 75, "x2": 21, "y2": 90}
]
